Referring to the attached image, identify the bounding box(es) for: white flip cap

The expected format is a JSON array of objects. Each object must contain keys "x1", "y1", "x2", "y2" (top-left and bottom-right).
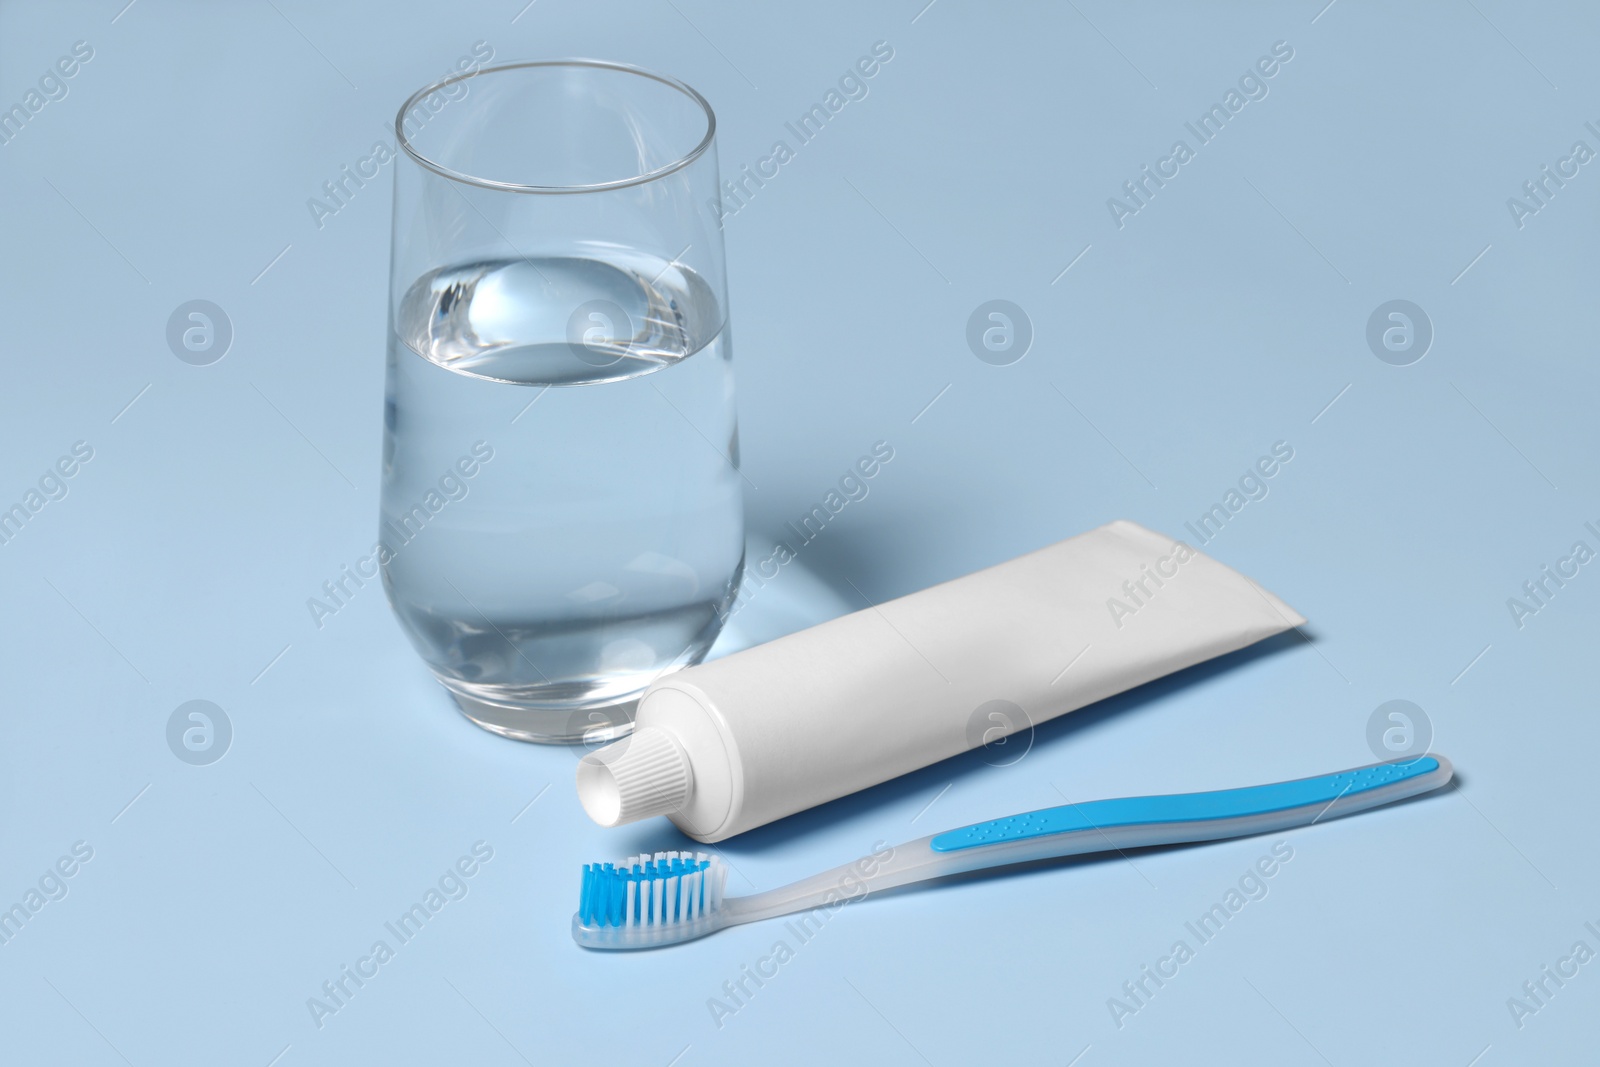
[{"x1": 576, "y1": 727, "x2": 693, "y2": 827}]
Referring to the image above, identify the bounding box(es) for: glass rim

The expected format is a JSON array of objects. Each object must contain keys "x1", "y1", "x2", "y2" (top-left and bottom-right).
[{"x1": 393, "y1": 58, "x2": 717, "y2": 195}]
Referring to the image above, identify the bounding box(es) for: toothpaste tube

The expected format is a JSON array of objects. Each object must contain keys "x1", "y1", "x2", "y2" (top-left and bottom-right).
[{"x1": 576, "y1": 520, "x2": 1304, "y2": 842}]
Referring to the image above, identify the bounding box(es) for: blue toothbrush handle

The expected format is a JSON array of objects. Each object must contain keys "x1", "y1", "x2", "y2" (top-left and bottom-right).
[
  {"x1": 928, "y1": 755, "x2": 1451, "y2": 855},
  {"x1": 734, "y1": 756, "x2": 1454, "y2": 924},
  {"x1": 624, "y1": 756, "x2": 1456, "y2": 935}
]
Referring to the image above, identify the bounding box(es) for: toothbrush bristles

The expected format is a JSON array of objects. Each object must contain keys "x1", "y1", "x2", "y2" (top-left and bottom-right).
[{"x1": 578, "y1": 851, "x2": 727, "y2": 929}]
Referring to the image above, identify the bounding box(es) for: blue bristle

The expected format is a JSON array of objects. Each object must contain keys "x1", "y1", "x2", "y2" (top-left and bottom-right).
[
  {"x1": 602, "y1": 863, "x2": 616, "y2": 925},
  {"x1": 578, "y1": 855, "x2": 716, "y2": 928}
]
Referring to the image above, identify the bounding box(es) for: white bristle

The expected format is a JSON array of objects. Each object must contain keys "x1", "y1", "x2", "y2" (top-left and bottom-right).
[{"x1": 625, "y1": 880, "x2": 636, "y2": 928}]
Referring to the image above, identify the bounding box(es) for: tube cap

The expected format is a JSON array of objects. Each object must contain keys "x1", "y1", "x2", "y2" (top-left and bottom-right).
[{"x1": 576, "y1": 727, "x2": 693, "y2": 827}]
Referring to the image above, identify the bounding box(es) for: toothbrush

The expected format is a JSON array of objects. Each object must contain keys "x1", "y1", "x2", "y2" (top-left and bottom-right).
[{"x1": 573, "y1": 754, "x2": 1452, "y2": 950}]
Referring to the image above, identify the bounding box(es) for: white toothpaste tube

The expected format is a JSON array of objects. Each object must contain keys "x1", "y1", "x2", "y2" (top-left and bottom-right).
[{"x1": 575, "y1": 520, "x2": 1304, "y2": 843}]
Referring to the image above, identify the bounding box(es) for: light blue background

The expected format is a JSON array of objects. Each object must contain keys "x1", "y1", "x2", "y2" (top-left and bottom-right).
[{"x1": 2, "y1": 1, "x2": 1596, "y2": 1064}]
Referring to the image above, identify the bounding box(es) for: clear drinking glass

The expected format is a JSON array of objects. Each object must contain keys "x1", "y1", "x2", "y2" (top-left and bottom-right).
[{"x1": 381, "y1": 60, "x2": 743, "y2": 743}]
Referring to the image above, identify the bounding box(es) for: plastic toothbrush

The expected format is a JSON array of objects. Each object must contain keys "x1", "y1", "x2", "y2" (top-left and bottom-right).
[{"x1": 573, "y1": 754, "x2": 1452, "y2": 950}]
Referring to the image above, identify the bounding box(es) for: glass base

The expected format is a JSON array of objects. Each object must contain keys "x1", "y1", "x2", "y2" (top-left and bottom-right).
[{"x1": 444, "y1": 683, "x2": 640, "y2": 745}]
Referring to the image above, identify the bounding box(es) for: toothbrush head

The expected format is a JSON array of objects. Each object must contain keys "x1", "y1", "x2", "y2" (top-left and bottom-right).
[{"x1": 572, "y1": 851, "x2": 729, "y2": 950}]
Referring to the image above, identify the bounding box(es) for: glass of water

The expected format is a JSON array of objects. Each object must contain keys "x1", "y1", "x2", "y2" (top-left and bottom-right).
[{"x1": 382, "y1": 60, "x2": 743, "y2": 743}]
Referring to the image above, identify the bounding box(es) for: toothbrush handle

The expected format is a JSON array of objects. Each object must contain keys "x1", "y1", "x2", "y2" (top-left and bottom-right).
[
  {"x1": 928, "y1": 754, "x2": 1451, "y2": 855},
  {"x1": 728, "y1": 756, "x2": 1452, "y2": 923}
]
